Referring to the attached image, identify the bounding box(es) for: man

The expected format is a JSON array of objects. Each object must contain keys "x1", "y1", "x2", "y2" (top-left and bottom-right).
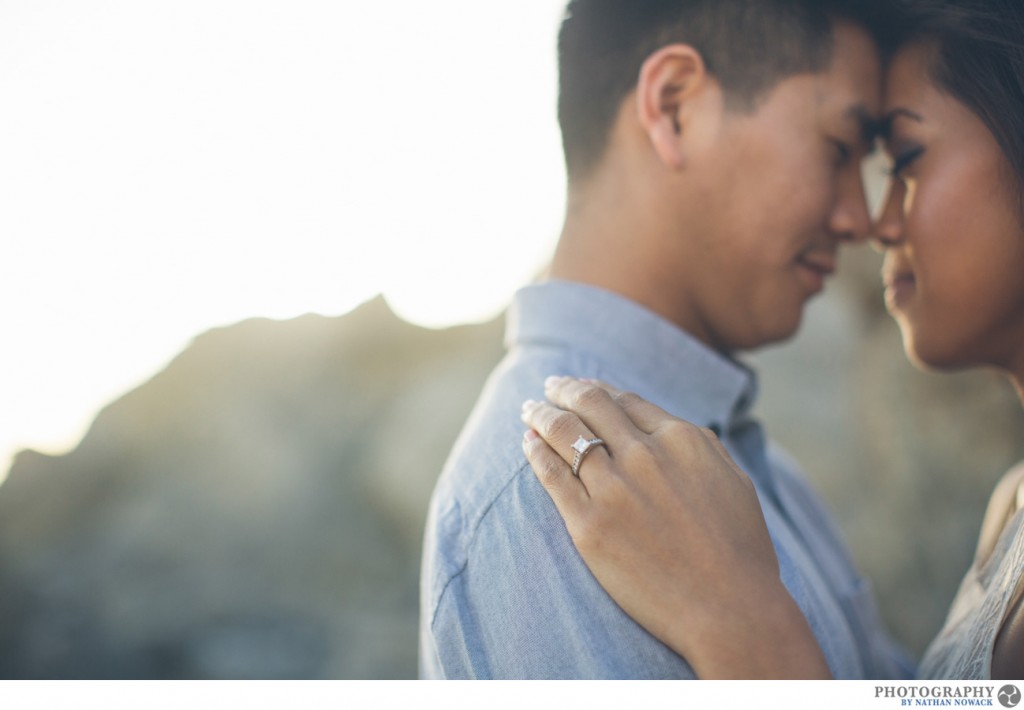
[{"x1": 420, "y1": 0, "x2": 911, "y2": 679}]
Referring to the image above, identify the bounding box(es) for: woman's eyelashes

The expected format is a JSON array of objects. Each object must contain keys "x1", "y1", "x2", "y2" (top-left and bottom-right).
[{"x1": 888, "y1": 145, "x2": 925, "y2": 178}]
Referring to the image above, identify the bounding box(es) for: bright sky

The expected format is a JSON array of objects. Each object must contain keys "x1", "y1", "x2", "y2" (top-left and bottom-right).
[{"x1": 0, "y1": 1, "x2": 569, "y2": 477}]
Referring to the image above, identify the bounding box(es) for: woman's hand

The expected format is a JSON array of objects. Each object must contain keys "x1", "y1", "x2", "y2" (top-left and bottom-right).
[{"x1": 520, "y1": 376, "x2": 830, "y2": 679}]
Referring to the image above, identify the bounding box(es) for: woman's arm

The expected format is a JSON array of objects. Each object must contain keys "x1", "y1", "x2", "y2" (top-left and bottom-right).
[
  {"x1": 983, "y1": 464, "x2": 1024, "y2": 680},
  {"x1": 520, "y1": 376, "x2": 831, "y2": 679},
  {"x1": 992, "y1": 580, "x2": 1024, "y2": 680}
]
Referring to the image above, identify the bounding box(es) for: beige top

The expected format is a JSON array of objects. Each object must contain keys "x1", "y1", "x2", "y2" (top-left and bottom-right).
[{"x1": 918, "y1": 471, "x2": 1024, "y2": 679}]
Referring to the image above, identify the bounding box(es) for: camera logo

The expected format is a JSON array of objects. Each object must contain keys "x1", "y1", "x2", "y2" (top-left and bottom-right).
[{"x1": 999, "y1": 685, "x2": 1021, "y2": 709}]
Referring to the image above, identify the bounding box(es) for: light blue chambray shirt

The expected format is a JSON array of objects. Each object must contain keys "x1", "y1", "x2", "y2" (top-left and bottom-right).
[{"x1": 419, "y1": 280, "x2": 914, "y2": 679}]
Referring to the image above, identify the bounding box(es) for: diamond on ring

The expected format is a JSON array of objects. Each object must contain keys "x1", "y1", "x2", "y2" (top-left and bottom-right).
[{"x1": 571, "y1": 436, "x2": 606, "y2": 477}]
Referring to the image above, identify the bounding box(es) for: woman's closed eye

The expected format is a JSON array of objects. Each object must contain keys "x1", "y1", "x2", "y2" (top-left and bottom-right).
[{"x1": 888, "y1": 145, "x2": 925, "y2": 178}]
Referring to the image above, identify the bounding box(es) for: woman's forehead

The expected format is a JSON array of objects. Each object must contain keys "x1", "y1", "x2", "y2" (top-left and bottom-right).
[{"x1": 883, "y1": 42, "x2": 934, "y2": 110}]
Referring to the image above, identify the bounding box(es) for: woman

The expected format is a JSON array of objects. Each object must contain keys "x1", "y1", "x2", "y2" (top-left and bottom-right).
[{"x1": 520, "y1": 0, "x2": 1024, "y2": 680}]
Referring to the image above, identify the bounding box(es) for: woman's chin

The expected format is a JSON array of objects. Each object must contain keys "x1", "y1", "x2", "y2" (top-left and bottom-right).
[{"x1": 899, "y1": 329, "x2": 976, "y2": 374}]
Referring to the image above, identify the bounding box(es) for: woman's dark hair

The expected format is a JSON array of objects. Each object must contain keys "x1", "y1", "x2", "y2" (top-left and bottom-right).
[{"x1": 888, "y1": 0, "x2": 1024, "y2": 192}]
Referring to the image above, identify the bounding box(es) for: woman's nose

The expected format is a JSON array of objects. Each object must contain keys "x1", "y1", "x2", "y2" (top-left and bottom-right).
[{"x1": 870, "y1": 178, "x2": 909, "y2": 250}]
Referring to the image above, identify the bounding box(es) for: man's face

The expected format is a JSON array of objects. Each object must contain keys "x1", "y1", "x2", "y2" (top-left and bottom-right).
[{"x1": 677, "y1": 21, "x2": 881, "y2": 352}]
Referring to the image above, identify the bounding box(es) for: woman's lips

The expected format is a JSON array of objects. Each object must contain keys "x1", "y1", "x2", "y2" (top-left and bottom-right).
[{"x1": 884, "y1": 272, "x2": 917, "y2": 310}]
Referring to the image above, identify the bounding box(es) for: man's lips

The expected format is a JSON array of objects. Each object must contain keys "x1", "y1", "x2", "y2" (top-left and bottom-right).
[
  {"x1": 794, "y1": 252, "x2": 836, "y2": 295},
  {"x1": 796, "y1": 253, "x2": 836, "y2": 277}
]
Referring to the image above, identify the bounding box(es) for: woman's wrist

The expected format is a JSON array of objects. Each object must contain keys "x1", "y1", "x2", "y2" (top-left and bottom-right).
[{"x1": 666, "y1": 579, "x2": 832, "y2": 679}]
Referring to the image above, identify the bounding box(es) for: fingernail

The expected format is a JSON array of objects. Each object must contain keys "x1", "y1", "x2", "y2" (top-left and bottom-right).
[
  {"x1": 523, "y1": 429, "x2": 539, "y2": 443},
  {"x1": 544, "y1": 375, "x2": 568, "y2": 389}
]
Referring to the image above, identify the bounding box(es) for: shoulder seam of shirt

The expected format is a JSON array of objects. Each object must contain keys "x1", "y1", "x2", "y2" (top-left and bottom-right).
[{"x1": 428, "y1": 458, "x2": 534, "y2": 631}]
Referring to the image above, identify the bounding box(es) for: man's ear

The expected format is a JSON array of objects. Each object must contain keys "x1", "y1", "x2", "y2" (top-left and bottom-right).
[{"x1": 635, "y1": 44, "x2": 717, "y2": 170}]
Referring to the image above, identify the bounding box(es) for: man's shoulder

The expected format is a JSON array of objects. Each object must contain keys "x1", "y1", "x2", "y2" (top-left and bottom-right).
[
  {"x1": 417, "y1": 344, "x2": 696, "y2": 679},
  {"x1": 421, "y1": 384, "x2": 692, "y2": 678},
  {"x1": 433, "y1": 352, "x2": 555, "y2": 516},
  {"x1": 422, "y1": 349, "x2": 577, "y2": 579}
]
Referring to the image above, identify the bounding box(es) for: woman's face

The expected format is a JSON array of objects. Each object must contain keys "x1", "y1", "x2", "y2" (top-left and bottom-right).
[{"x1": 876, "y1": 42, "x2": 1024, "y2": 375}]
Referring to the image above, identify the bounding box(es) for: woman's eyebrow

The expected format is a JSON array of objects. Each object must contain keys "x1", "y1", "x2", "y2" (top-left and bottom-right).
[
  {"x1": 878, "y1": 107, "x2": 925, "y2": 138},
  {"x1": 886, "y1": 107, "x2": 925, "y2": 122}
]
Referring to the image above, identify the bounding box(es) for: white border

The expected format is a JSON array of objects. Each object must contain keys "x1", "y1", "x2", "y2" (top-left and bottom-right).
[{"x1": 2, "y1": 680, "x2": 1021, "y2": 710}]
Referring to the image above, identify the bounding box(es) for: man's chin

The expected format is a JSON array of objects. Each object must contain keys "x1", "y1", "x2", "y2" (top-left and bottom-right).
[{"x1": 733, "y1": 313, "x2": 804, "y2": 353}]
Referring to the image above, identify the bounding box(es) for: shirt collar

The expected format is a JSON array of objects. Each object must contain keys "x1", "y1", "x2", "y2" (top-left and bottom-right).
[{"x1": 507, "y1": 280, "x2": 758, "y2": 430}]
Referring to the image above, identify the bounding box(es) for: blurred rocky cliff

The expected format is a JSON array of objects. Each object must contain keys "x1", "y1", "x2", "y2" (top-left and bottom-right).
[
  {"x1": 0, "y1": 297, "x2": 504, "y2": 678},
  {"x1": 2, "y1": 269, "x2": 1023, "y2": 678}
]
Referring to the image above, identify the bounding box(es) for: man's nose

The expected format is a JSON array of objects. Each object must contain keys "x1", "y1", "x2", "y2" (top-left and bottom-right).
[{"x1": 828, "y1": 172, "x2": 873, "y2": 244}]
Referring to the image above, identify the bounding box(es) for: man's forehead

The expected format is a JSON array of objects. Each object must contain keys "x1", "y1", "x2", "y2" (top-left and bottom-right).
[
  {"x1": 815, "y1": 62, "x2": 883, "y2": 140},
  {"x1": 821, "y1": 21, "x2": 884, "y2": 112}
]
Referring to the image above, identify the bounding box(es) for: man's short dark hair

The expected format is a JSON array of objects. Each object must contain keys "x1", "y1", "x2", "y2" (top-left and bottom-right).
[{"x1": 558, "y1": 0, "x2": 888, "y2": 181}]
